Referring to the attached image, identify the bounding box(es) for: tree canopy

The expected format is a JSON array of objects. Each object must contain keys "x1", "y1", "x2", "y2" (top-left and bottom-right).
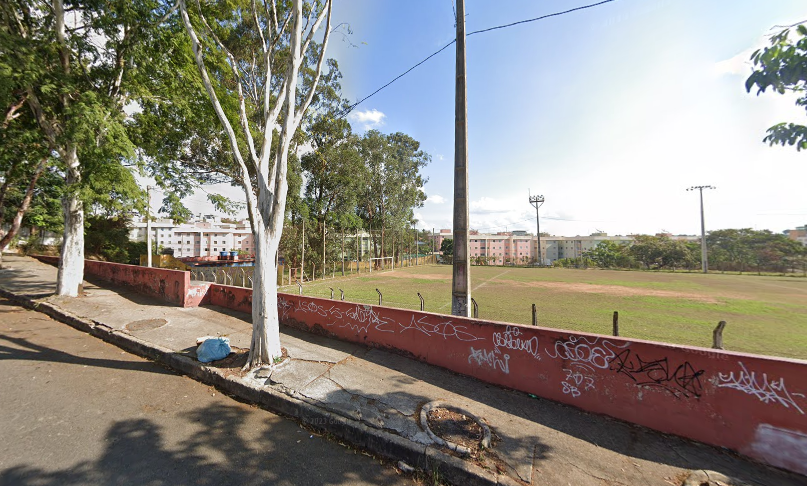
[{"x1": 746, "y1": 23, "x2": 807, "y2": 151}]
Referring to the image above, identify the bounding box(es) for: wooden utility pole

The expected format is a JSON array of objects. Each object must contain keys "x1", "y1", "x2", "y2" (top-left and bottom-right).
[{"x1": 451, "y1": 0, "x2": 470, "y2": 317}]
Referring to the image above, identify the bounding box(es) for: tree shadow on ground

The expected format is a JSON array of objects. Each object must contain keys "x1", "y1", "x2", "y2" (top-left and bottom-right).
[
  {"x1": 0, "y1": 318, "x2": 174, "y2": 376},
  {"x1": 0, "y1": 401, "x2": 410, "y2": 486}
]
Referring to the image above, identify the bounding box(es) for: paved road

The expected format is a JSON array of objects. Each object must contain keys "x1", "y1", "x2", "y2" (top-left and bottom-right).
[{"x1": 0, "y1": 298, "x2": 415, "y2": 486}]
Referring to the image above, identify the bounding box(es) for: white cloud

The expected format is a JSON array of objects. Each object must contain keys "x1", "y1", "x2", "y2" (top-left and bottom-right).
[
  {"x1": 348, "y1": 108, "x2": 386, "y2": 130},
  {"x1": 714, "y1": 46, "x2": 757, "y2": 77},
  {"x1": 470, "y1": 196, "x2": 514, "y2": 214},
  {"x1": 427, "y1": 194, "x2": 445, "y2": 204}
]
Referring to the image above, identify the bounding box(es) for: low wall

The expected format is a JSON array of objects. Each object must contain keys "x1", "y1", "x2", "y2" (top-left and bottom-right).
[
  {"x1": 208, "y1": 289, "x2": 804, "y2": 477},
  {"x1": 33, "y1": 256, "x2": 206, "y2": 307}
]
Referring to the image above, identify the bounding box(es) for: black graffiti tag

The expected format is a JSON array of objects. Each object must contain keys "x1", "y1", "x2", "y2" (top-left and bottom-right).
[{"x1": 609, "y1": 349, "x2": 705, "y2": 399}]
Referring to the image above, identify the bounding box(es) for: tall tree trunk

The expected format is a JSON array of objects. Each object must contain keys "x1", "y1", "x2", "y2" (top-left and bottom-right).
[
  {"x1": 249, "y1": 224, "x2": 282, "y2": 365},
  {"x1": 0, "y1": 157, "x2": 48, "y2": 265},
  {"x1": 321, "y1": 219, "x2": 326, "y2": 279},
  {"x1": 57, "y1": 147, "x2": 84, "y2": 297}
]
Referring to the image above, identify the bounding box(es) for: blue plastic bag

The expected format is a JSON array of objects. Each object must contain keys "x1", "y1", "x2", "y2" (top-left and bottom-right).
[{"x1": 197, "y1": 337, "x2": 231, "y2": 363}]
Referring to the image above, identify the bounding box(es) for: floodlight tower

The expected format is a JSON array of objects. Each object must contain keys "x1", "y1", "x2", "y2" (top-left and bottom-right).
[
  {"x1": 687, "y1": 185, "x2": 716, "y2": 274},
  {"x1": 529, "y1": 192, "x2": 545, "y2": 265}
]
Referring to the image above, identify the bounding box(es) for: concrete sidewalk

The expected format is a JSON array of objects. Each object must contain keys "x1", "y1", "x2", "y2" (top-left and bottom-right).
[{"x1": 0, "y1": 254, "x2": 803, "y2": 486}]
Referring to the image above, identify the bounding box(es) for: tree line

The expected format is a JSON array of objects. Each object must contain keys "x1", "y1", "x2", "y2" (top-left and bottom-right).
[
  {"x1": 0, "y1": 0, "x2": 432, "y2": 368},
  {"x1": 581, "y1": 231, "x2": 806, "y2": 274}
]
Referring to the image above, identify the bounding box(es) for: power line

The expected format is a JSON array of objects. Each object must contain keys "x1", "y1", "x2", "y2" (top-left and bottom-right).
[
  {"x1": 338, "y1": 0, "x2": 617, "y2": 118},
  {"x1": 465, "y1": 0, "x2": 615, "y2": 37}
]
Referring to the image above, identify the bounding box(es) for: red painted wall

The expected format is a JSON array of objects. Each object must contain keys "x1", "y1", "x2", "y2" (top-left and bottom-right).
[
  {"x1": 263, "y1": 293, "x2": 807, "y2": 476},
  {"x1": 33, "y1": 256, "x2": 201, "y2": 307}
]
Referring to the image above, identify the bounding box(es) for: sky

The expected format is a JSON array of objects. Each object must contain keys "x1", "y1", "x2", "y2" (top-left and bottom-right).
[{"x1": 173, "y1": 0, "x2": 807, "y2": 237}]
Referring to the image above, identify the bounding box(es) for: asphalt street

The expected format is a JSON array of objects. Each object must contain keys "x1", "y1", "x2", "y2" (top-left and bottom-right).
[{"x1": 0, "y1": 297, "x2": 415, "y2": 486}]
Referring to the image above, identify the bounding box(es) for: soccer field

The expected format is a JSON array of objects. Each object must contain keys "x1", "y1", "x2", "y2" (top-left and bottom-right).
[{"x1": 281, "y1": 264, "x2": 807, "y2": 360}]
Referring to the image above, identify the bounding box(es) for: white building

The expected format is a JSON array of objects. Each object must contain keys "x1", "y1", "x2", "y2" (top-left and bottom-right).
[{"x1": 130, "y1": 216, "x2": 255, "y2": 258}]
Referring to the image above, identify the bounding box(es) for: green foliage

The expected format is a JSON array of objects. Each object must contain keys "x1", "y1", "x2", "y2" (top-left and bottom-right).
[
  {"x1": 583, "y1": 240, "x2": 633, "y2": 268},
  {"x1": 355, "y1": 130, "x2": 429, "y2": 258},
  {"x1": 746, "y1": 24, "x2": 807, "y2": 150},
  {"x1": 84, "y1": 215, "x2": 135, "y2": 263},
  {"x1": 629, "y1": 235, "x2": 696, "y2": 270},
  {"x1": 440, "y1": 238, "x2": 454, "y2": 256}
]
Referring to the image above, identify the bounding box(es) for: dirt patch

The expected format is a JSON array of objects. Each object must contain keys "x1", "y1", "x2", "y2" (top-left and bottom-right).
[
  {"x1": 387, "y1": 273, "x2": 449, "y2": 281},
  {"x1": 524, "y1": 281, "x2": 720, "y2": 303},
  {"x1": 427, "y1": 407, "x2": 484, "y2": 452},
  {"x1": 206, "y1": 346, "x2": 288, "y2": 378}
]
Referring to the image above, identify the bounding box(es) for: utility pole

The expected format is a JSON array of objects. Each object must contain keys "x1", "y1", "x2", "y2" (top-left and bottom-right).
[
  {"x1": 301, "y1": 215, "x2": 305, "y2": 281},
  {"x1": 146, "y1": 185, "x2": 152, "y2": 267},
  {"x1": 451, "y1": 0, "x2": 470, "y2": 317},
  {"x1": 432, "y1": 228, "x2": 435, "y2": 261},
  {"x1": 529, "y1": 191, "x2": 545, "y2": 266},
  {"x1": 687, "y1": 185, "x2": 715, "y2": 273}
]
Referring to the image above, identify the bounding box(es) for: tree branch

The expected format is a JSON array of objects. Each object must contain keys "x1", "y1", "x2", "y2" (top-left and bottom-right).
[{"x1": 178, "y1": 0, "x2": 258, "y2": 220}]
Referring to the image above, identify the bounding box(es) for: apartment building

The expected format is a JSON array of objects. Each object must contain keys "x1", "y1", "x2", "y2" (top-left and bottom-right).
[
  {"x1": 130, "y1": 216, "x2": 255, "y2": 258},
  {"x1": 433, "y1": 230, "x2": 637, "y2": 265}
]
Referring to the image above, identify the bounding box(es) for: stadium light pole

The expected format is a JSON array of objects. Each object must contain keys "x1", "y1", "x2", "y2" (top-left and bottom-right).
[
  {"x1": 451, "y1": 0, "x2": 470, "y2": 317},
  {"x1": 687, "y1": 185, "x2": 715, "y2": 274},
  {"x1": 529, "y1": 192, "x2": 545, "y2": 266}
]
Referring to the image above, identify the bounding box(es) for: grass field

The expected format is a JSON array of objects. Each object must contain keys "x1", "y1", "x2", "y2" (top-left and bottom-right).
[{"x1": 279, "y1": 265, "x2": 807, "y2": 360}]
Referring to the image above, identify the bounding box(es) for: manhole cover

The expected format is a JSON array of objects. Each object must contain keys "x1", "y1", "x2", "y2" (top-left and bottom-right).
[
  {"x1": 125, "y1": 318, "x2": 168, "y2": 332},
  {"x1": 420, "y1": 400, "x2": 491, "y2": 455}
]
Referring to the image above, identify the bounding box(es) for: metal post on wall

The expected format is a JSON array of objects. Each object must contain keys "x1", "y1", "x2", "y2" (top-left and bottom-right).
[
  {"x1": 376, "y1": 288, "x2": 382, "y2": 306},
  {"x1": 612, "y1": 311, "x2": 619, "y2": 336},
  {"x1": 417, "y1": 292, "x2": 424, "y2": 311},
  {"x1": 531, "y1": 303, "x2": 537, "y2": 326}
]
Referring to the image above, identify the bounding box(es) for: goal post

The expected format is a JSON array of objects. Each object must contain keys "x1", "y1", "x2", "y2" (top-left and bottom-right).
[{"x1": 369, "y1": 257, "x2": 394, "y2": 272}]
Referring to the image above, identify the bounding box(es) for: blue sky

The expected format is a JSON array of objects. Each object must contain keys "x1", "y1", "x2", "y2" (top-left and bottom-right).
[{"x1": 182, "y1": 0, "x2": 807, "y2": 237}]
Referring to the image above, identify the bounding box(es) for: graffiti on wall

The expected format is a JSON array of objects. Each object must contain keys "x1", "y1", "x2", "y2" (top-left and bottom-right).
[
  {"x1": 493, "y1": 326, "x2": 541, "y2": 360},
  {"x1": 717, "y1": 362, "x2": 805, "y2": 414},
  {"x1": 285, "y1": 297, "x2": 485, "y2": 341},
  {"x1": 468, "y1": 346, "x2": 510, "y2": 374},
  {"x1": 399, "y1": 315, "x2": 484, "y2": 341},
  {"x1": 609, "y1": 349, "x2": 705, "y2": 399},
  {"x1": 545, "y1": 336, "x2": 628, "y2": 369},
  {"x1": 561, "y1": 363, "x2": 596, "y2": 398}
]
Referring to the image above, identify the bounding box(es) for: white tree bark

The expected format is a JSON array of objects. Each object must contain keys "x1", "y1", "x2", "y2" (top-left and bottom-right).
[
  {"x1": 57, "y1": 146, "x2": 84, "y2": 297},
  {"x1": 180, "y1": 0, "x2": 332, "y2": 369}
]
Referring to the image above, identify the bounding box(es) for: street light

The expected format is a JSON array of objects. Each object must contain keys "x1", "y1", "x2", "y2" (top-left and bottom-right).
[
  {"x1": 687, "y1": 185, "x2": 715, "y2": 274},
  {"x1": 529, "y1": 192, "x2": 545, "y2": 266}
]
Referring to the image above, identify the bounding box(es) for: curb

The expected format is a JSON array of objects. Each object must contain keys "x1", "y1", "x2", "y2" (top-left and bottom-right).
[{"x1": 0, "y1": 287, "x2": 515, "y2": 486}]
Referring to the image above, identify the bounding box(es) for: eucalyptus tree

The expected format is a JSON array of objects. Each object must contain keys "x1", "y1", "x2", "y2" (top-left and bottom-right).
[
  {"x1": 301, "y1": 115, "x2": 362, "y2": 274},
  {"x1": 356, "y1": 130, "x2": 429, "y2": 260},
  {"x1": 0, "y1": 0, "x2": 172, "y2": 294},
  {"x1": 178, "y1": 0, "x2": 333, "y2": 368}
]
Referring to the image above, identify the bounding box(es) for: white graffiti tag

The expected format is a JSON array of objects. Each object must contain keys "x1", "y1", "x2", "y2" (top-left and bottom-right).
[
  {"x1": 717, "y1": 362, "x2": 805, "y2": 414},
  {"x1": 493, "y1": 326, "x2": 541, "y2": 360},
  {"x1": 545, "y1": 335, "x2": 628, "y2": 369},
  {"x1": 561, "y1": 363, "x2": 596, "y2": 398},
  {"x1": 278, "y1": 298, "x2": 294, "y2": 320},
  {"x1": 468, "y1": 347, "x2": 510, "y2": 374},
  {"x1": 340, "y1": 305, "x2": 395, "y2": 334},
  {"x1": 298, "y1": 301, "x2": 344, "y2": 320},
  {"x1": 399, "y1": 315, "x2": 484, "y2": 342}
]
